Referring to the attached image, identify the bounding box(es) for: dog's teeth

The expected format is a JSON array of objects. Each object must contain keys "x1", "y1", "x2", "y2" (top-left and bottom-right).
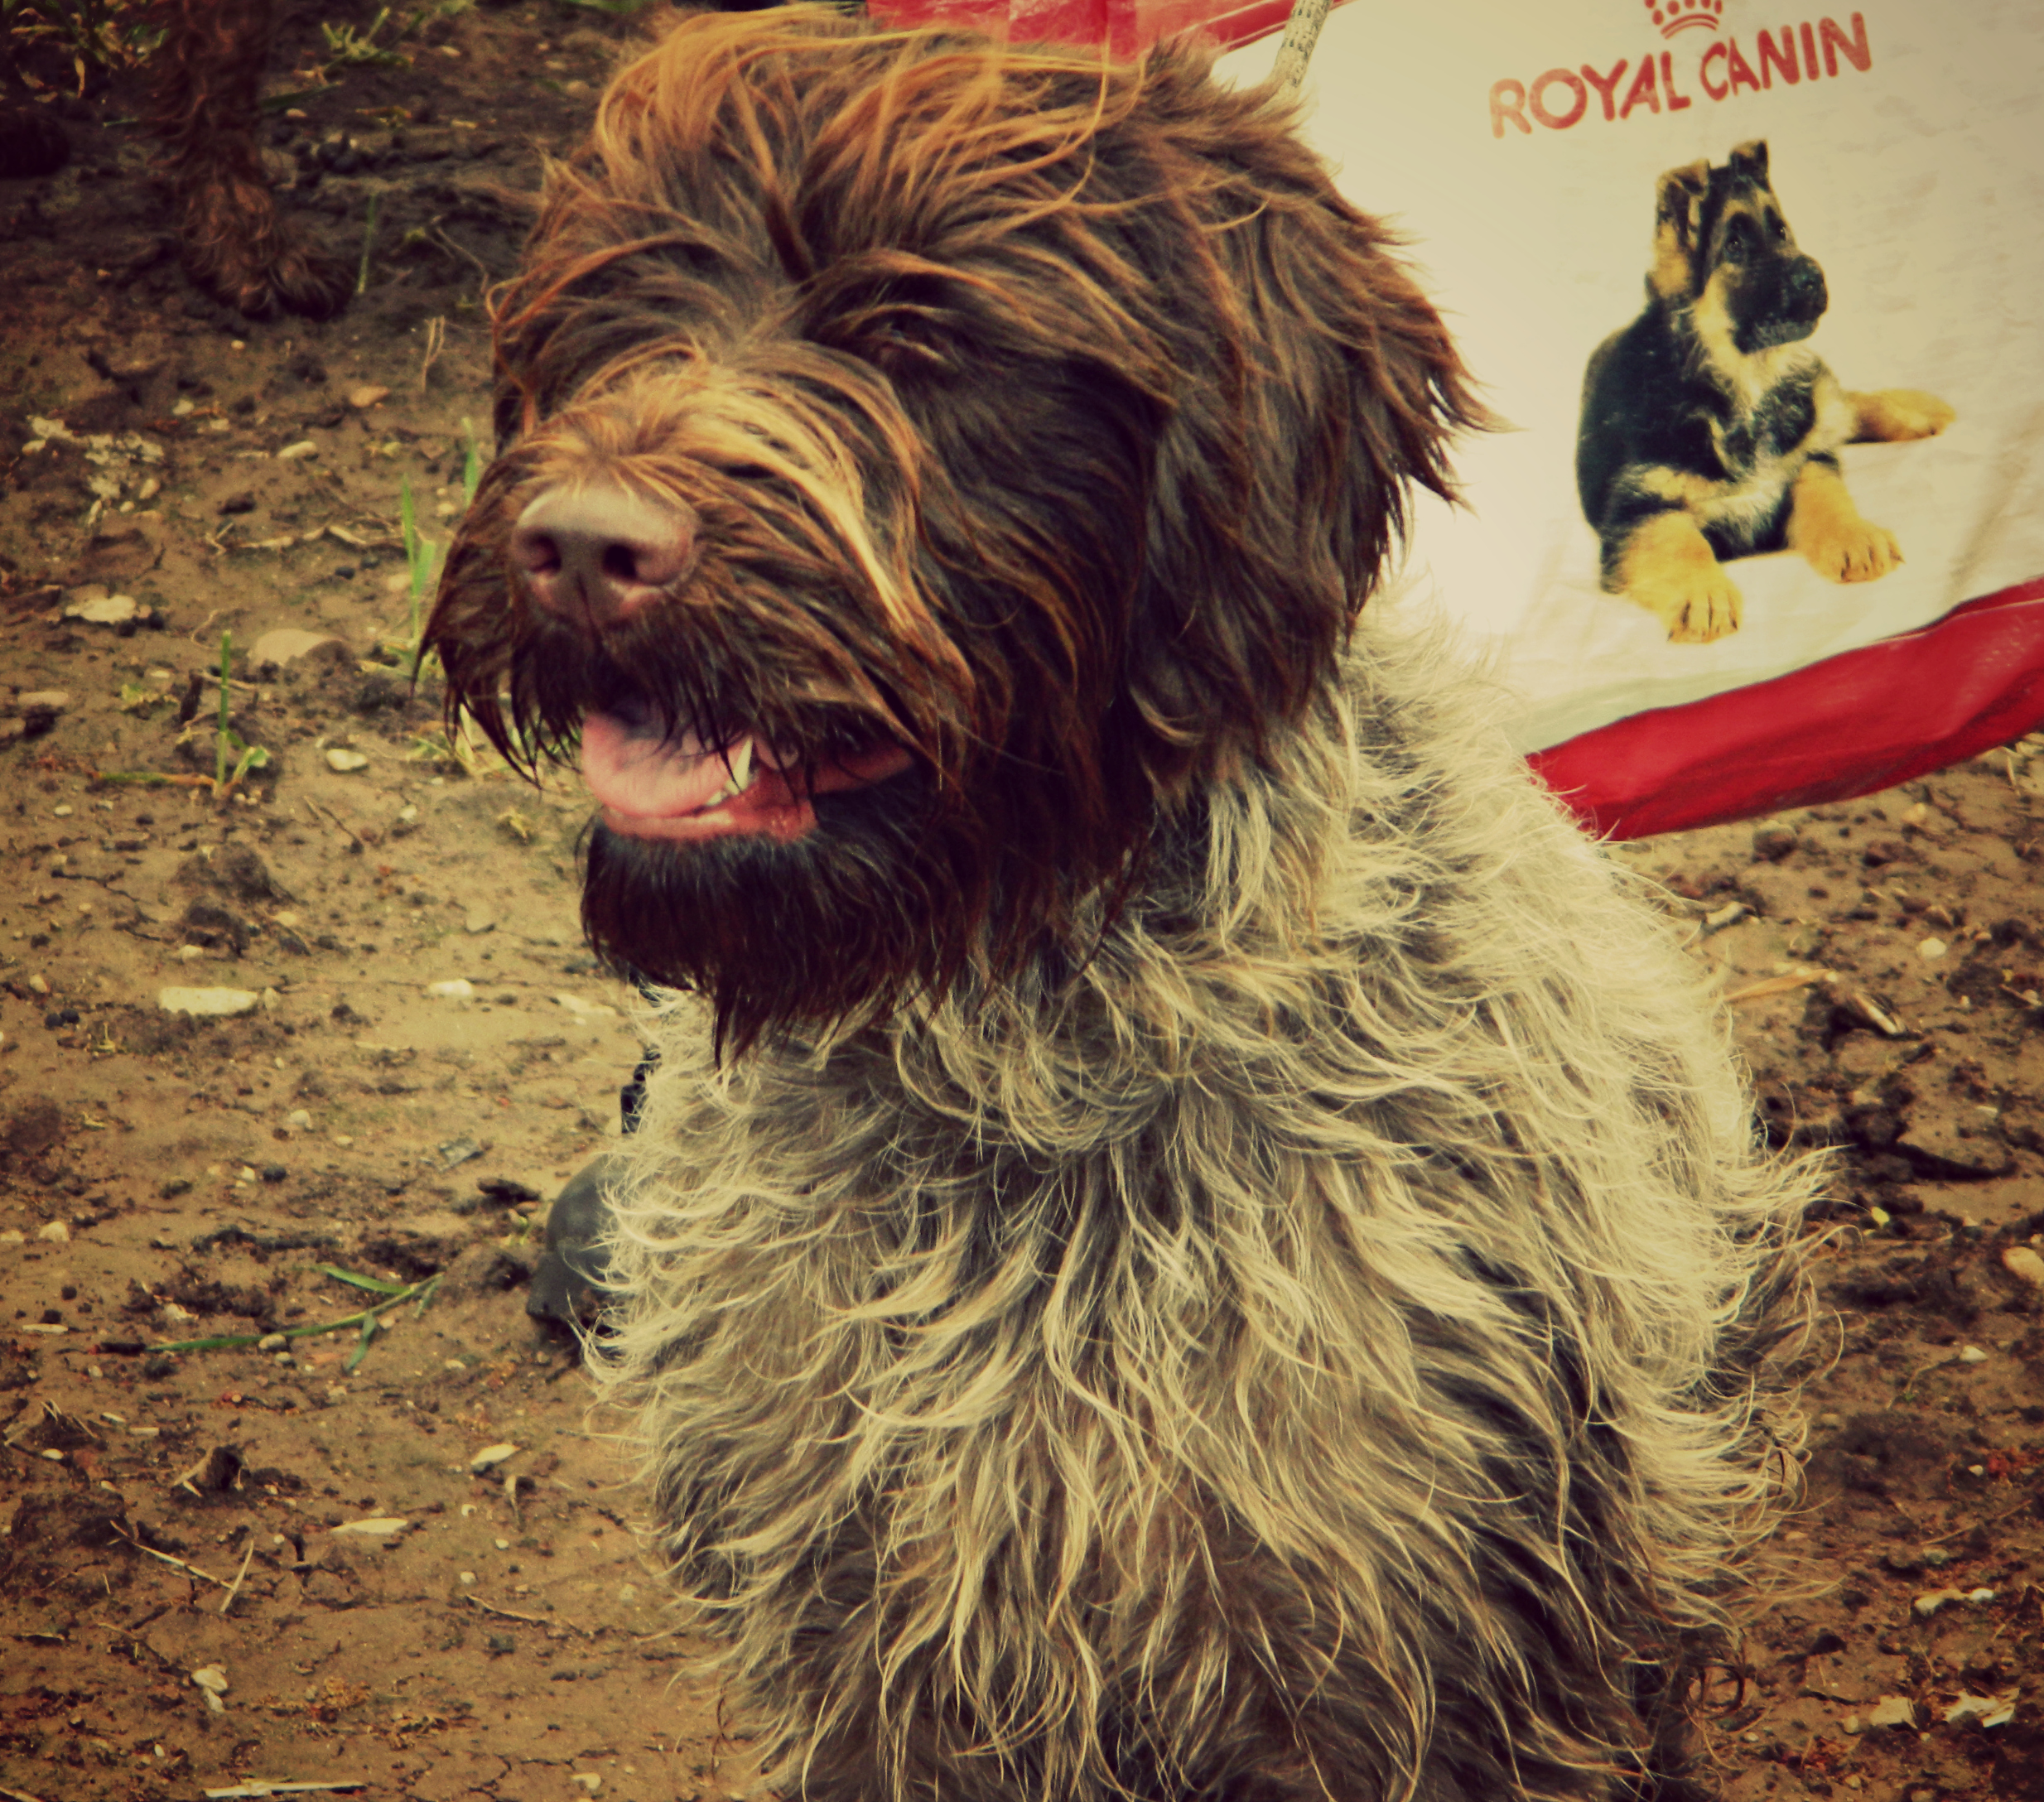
[{"x1": 702, "y1": 738, "x2": 755, "y2": 807}]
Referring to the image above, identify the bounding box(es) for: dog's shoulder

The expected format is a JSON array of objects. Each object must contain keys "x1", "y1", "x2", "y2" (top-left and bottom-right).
[{"x1": 1576, "y1": 296, "x2": 1723, "y2": 524}]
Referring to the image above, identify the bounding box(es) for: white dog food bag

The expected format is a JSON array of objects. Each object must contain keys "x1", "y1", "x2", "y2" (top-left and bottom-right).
[{"x1": 878, "y1": 0, "x2": 2044, "y2": 836}]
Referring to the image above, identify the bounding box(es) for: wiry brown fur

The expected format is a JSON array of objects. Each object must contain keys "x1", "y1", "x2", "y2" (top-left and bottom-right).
[
  {"x1": 426, "y1": 12, "x2": 1818, "y2": 1799},
  {"x1": 427, "y1": 7, "x2": 1466, "y2": 1048},
  {"x1": 611, "y1": 634, "x2": 1813, "y2": 1802}
]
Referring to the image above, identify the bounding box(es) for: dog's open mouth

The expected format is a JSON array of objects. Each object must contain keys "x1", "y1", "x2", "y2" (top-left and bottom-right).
[{"x1": 581, "y1": 707, "x2": 914, "y2": 843}]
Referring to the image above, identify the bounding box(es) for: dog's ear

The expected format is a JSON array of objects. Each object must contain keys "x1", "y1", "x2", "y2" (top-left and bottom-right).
[
  {"x1": 1651, "y1": 161, "x2": 1710, "y2": 300},
  {"x1": 1110, "y1": 72, "x2": 1479, "y2": 803},
  {"x1": 1727, "y1": 139, "x2": 1770, "y2": 182},
  {"x1": 1655, "y1": 161, "x2": 1710, "y2": 227}
]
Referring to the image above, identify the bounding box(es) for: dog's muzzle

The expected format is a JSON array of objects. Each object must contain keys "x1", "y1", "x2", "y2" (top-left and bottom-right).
[
  {"x1": 1745, "y1": 254, "x2": 1829, "y2": 349},
  {"x1": 512, "y1": 481, "x2": 697, "y2": 630},
  {"x1": 501, "y1": 477, "x2": 919, "y2": 844}
]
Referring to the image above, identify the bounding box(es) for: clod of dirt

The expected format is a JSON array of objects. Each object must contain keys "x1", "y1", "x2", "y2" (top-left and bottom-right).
[
  {"x1": 1, "y1": 1097, "x2": 67, "y2": 1166},
  {"x1": 6, "y1": 1399, "x2": 99, "y2": 1453},
  {"x1": 1896, "y1": 1112, "x2": 2017, "y2": 1180},
  {"x1": 1, "y1": 1490, "x2": 128, "y2": 1573},
  {"x1": 438, "y1": 1243, "x2": 535, "y2": 1303},
  {"x1": 166, "y1": 1270, "x2": 277, "y2": 1325},
  {"x1": 181, "y1": 900, "x2": 250, "y2": 954},
  {"x1": 357, "y1": 1231, "x2": 463, "y2": 1279},
  {"x1": 350, "y1": 671, "x2": 407, "y2": 714},
  {"x1": 1805, "y1": 1411, "x2": 1950, "y2": 1496},
  {"x1": 173, "y1": 1444, "x2": 244, "y2": 1496},
  {"x1": 216, "y1": 846, "x2": 286, "y2": 902}
]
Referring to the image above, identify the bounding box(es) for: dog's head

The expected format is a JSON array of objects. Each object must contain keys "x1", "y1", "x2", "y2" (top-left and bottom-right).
[
  {"x1": 1650, "y1": 141, "x2": 1827, "y2": 354},
  {"x1": 427, "y1": 7, "x2": 1475, "y2": 1046}
]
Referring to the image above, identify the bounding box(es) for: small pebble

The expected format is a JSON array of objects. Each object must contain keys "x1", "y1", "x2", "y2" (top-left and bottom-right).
[
  {"x1": 158, "y1": 986, "x2": 260, "y2": 1018},
  {"x1": 1916, "y1": 937, "x2": 1949, "y2": 961},
  {"x1": 248, "y1": 629, "x2": 345, "y2": 671},
  {"x1": 1960, "y1": 1345, "x2": 1988, "y2": 1364},
  {"x1": 325, "y1": 748, "x2": 369, "y2": 773},
  {"x1": 63, "y1": 592, "x2": 141, "y2": 625},
  {"x1": 36, "y1": 1221, "x2": 70, "y2": 1244},
  {"x1": 2002, "y1": 1245, "x2": 2044, "y2": 1288}
]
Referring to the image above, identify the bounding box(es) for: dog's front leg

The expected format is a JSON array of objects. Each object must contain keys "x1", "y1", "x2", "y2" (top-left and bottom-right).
[
  {"x1": 1848, "y1": 388, "x2": 1956, "y2": 443},
  {"x1": 148, "y1": 0, "x2": 352, "y2": 319},
  {"x1": 1785, "y1": 456, "x2": 1902, "y2": 584},
  {"x1": 1612, "y1": 510, "x2": 1744, "y2": 643}
]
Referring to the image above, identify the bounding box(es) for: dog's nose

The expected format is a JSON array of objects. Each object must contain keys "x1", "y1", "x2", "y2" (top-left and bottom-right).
[
  {"x1": 512, "y1": 484, "x2": 694, "y2": 628},
  {"x1": 1785, "y1": 258, "x2": 1828, "y2": 320}
]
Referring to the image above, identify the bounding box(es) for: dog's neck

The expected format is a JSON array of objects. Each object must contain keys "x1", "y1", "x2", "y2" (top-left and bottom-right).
[{"x1": 1672, "y1": 295, "x2": 1821, "y2": 417}]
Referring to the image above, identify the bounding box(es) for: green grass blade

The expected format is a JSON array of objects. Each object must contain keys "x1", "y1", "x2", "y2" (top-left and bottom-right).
[
  {"x1": 215, "y1": 631, "x2": 231, "y2": 788},
  {"x1": 344, "y1": 1315, "x2": 378, "y2": 1374},
  {"x1": 317, "y1": 1264, "x2": 412, "y2": 1295}
]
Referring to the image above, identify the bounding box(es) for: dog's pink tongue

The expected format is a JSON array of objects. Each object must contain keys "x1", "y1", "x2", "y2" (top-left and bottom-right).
[{"x1": 581, "y1": 712, "x2": 734, "y2": 819}]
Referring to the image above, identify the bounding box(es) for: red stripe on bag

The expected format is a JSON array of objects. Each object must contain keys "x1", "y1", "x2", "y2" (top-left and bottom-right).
[{"x1": 1529, "y1": 577, "x2": 2044, "y2": 840}]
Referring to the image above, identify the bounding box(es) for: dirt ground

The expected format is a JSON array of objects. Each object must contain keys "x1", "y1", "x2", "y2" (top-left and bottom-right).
[{"x1": 2, "y1": 6, "x2": 2042, "y2": 1800}]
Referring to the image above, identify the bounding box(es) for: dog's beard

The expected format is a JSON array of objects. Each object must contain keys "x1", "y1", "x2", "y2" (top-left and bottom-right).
[
  {"x1": 1740, "y1": 314, "x2": 1820, "y2": 351},
  {"x1": 581, "y1": 767, "x2": 965, "y2": 1048}
]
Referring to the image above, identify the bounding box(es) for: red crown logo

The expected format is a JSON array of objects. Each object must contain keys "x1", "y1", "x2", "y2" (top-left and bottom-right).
[{"x1": 1646, "y1": 0, "x2": 1722, "y2": 35}]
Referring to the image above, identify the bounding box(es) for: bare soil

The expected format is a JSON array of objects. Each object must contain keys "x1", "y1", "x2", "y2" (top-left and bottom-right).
[{"x1": 1, "y1": 7, "x2": 2042, "y2": 1800}]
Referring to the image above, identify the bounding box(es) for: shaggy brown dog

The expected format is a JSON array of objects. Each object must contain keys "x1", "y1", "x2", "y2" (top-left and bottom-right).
[{"x1": 427, "y1": 12, "x2": 1816, "y2": 1799}]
